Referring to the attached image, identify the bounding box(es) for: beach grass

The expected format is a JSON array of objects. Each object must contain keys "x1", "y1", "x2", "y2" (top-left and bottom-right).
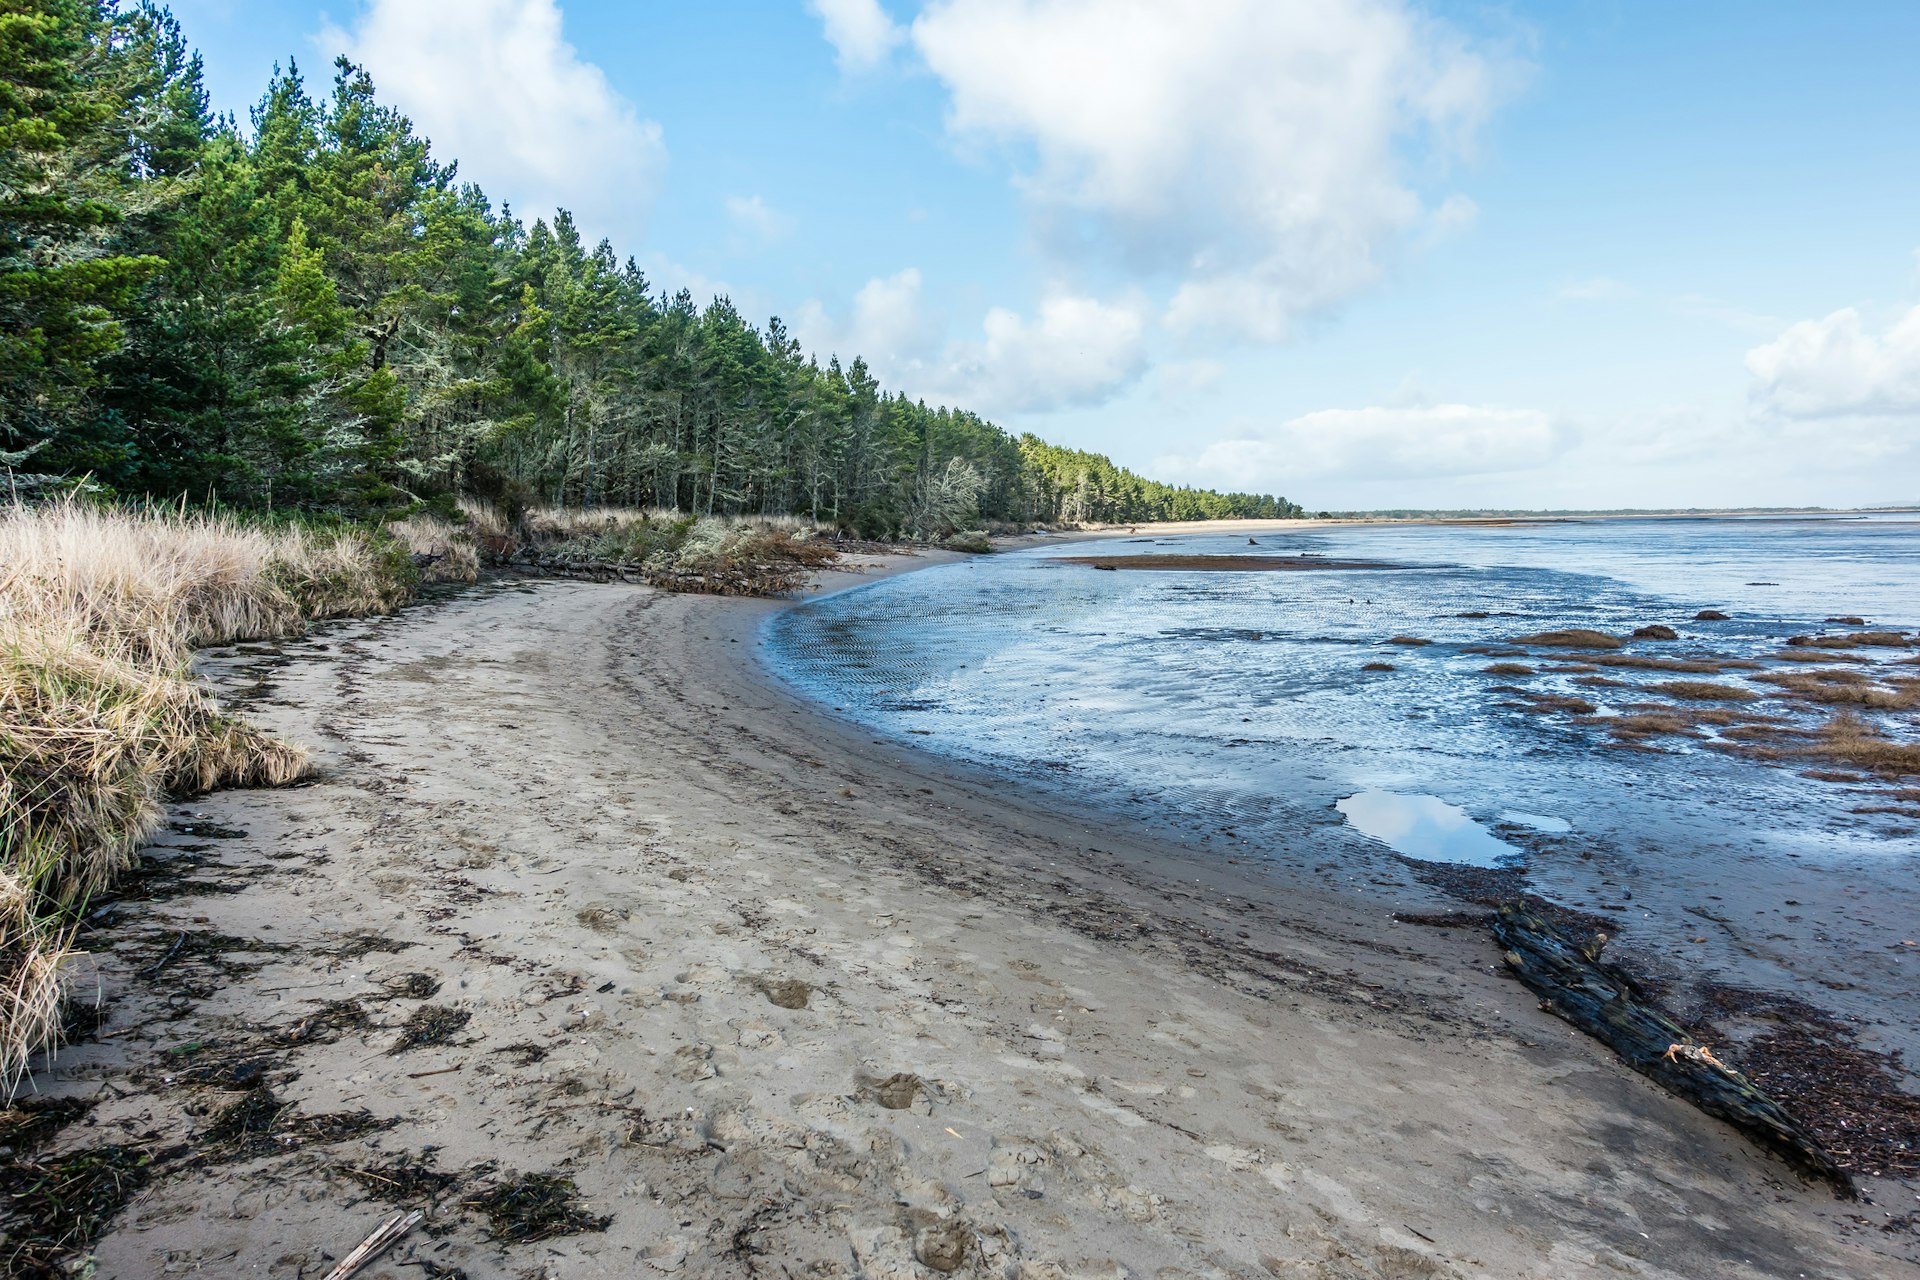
[{"x1": 0, "y1": 499, "x2": 417, "y2": 1088}]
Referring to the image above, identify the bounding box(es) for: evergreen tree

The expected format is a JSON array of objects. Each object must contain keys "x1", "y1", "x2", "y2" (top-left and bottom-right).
[{"x1": 0, "y1": 5, "x2": 1303, "y2": 526}]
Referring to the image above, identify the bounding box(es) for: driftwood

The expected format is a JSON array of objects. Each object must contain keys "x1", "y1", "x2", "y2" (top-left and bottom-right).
[
  {"x1": 321, "y1": 1209, "x2": 423, "y2": 1280},
  {"x1": 1492, "y1": 904, "x2": 1854, "y2": 1196}
]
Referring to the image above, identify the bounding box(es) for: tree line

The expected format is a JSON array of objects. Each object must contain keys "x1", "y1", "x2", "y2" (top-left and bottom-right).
[{"x1": 1, "y1": 2, "x2": 1301, "y2": 536}]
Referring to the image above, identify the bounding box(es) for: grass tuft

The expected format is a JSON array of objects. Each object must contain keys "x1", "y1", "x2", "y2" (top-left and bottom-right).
[
  {"x1": 1510, "y1": 629, "x2": 1625, "y2": 650},
  {"x1": 0, "y1": 498, "x2": 412, "y2": 1090},
  {"x1": 1646, "y1": 680, "x2": 1759, "y2": 703}
]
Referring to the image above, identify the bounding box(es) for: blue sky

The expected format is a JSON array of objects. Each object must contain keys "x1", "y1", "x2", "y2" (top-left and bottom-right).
[{"x1": 170, "y1": 1, "x2": 1920, "y2": 510}]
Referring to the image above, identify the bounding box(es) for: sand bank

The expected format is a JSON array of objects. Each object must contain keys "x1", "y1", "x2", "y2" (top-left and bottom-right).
[{"x1": 28, "y1": 555, "x2": 1913, "y2": 1278}]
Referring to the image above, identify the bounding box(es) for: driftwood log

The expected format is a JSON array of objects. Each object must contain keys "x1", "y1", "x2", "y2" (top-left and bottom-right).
[{"x1": 1492, "y1": 904, "x2": 1854, "y2": 1196}]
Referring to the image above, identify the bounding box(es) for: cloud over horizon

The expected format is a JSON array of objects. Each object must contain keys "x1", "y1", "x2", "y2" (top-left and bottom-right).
[
  {"x1": 1746, "y1": 304, "x2": 1920, "y2": 421},
  {"x1": 1154, "y1": 403, "x2": 1562, "y2": 495},
  {"x1": 320, "y1": 0, "x2": 666, "y2": 244},
  {"x1": 797, "y1": 269, "x2": 1148, "y2": 415}
]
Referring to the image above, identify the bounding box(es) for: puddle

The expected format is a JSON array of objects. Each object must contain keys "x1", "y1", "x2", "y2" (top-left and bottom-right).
[
  {"x1": 1499, "y1": 810, "x2": 1573, "y2": 834},
  {"x1": 1336, "y1": 791, "x2": 1525, "y2": 867}
]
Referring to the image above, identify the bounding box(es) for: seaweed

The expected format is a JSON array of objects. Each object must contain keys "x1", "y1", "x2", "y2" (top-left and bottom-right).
[
  {"x1": 462, "y1": 1171, "x2": 610, "y2": 1242},
  {"x1": 338, "y1": 1149, "x2": 463, "y2": 1205},
  {"x1": 200, "y1": 1084, "x2": 393, "y2": 1161},
  {"x1": 1686, "y1": 982, "x2": 1920, "y2": 1182},
  {"x1": 285, "y1": 997, "x2": 374, "y2": 1045},
  {"x1": 0, "y1": 1142, "x2": 157, "y2": 1278},
  {"x1": 0, "y1": 1097, "x2": 93, "y2": 1155},
  {"x1": 381, "y1": 972, "x2": 443, "y2": 1001},
  {"x1": 494, "y1": 1041, "x2": 549, "y2": 1066},
  {"x1": 389, "y1": 1005, "x2": 471, "y2": 1054}
]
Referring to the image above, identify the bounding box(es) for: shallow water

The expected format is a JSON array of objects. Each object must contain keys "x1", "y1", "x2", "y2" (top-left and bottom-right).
[
  {"x1": 771, "y1": 517, "x2": 1917, "y2": 850},
  {"x1": 765, "y1": 516, "x2": 1920, "y2": 1040}
]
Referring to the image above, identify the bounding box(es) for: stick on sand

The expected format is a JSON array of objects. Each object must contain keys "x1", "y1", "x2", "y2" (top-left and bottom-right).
[{"x1": 321, "y1": 1209, "x2": 423, "y2": 1280}]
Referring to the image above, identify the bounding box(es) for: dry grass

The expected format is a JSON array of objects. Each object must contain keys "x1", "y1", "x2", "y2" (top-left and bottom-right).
[
  {"x1": 1509, "y1": 629, "x2": 1625, "y2": 650},
  {"x1": 1769, "y1": 648, "x2": 1869, "y2": 664},
  {"x1": 1806, "y1": 713, "x2": 1920, "y2": 776},
  {"x1": 1603, "y1": 712, "x2": 1698, "y2": 739},
  {"x1": 1786, "y1": 631, "x2": 1912, "y2": 651},
  {"x1": 0, "y1": 499, "x2": 413, "y2": 1089},
  {"x1": 517, "y1": 509, "x2": 839, "y2": 597},
  {"x1": 1755, "y1": 668, "x2": 1920, "y2": 711},
  {"x1": 1582, "y1": 652, "x2": 1758, "y2": 673},
  {"x1": 1513, "y1": 692, "x2": 1597, "y2": 714},
  {"x1": 1646, "y1": 680, "x2": 1760, "y2": 703},
  {"x1": 386, "y1": 516, "x2": 480, "y2": 584}
]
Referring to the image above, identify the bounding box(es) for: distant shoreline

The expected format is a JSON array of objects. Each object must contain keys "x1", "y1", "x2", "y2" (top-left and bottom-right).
[{"x1": 1076, "y1": 505, "x2": 1920, "y2": 537}]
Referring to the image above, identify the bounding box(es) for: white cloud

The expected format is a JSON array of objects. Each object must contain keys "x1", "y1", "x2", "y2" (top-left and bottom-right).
[
  {"x1": 724, "y1": 194, "x2": 793, "y2": 247},
  {"x1": 795, "y1": 267, "x2": 944, "y2": 374},
  {"x1": 910, "y1": 0, "x2": 1512, "y2": 342},
  {"x1": 946, "y1": 291, "x2": 1150, "y2": 413},
  {"x1": 809, "y1": 0, "x2": 905, "y2": 72},
  {"x1": 797, "y1": 269, "x2": 1146, "y2": 413},
  {"x1": 1156, "y1": 403, "x2": 1560, "y2": 489},
  {"x1": 319, "y1": 0, "x2": 666, "y2": 241},
  {"x1": 1744, "y1": 305, "x2": 1920, "y2": 419}
]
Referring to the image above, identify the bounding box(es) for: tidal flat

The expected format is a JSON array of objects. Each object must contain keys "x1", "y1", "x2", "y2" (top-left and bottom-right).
[{"x1": 15, "y1": 532, "x2": 1918, "y2": 1277}]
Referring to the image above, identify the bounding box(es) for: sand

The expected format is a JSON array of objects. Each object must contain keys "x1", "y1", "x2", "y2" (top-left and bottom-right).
[{"x1": 28, "y1": 553, "x2": 1915, "y2": 1278}]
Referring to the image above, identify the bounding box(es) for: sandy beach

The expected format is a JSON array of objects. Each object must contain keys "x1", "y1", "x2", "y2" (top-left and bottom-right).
[{"x1": 28, "y1": 554, "x2": 1915, "y2": 1278}]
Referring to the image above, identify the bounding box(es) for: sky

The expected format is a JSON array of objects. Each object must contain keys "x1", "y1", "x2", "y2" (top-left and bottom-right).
[{"x1": 168, "y1": 0, "x2": 1920, "y2": 511}]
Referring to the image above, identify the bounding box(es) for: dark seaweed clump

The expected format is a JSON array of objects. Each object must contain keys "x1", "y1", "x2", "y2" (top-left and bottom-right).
[
  {"x1": 1687, "y1": 983, "x2": 1920, "y2": 1181},
  {"x1": 0, "y1": 1142, "x2": 157, "y2": 1278},
  {"x1": 463, "y1": 1171, "x2": 611, "y2": 1242},
  {"x1": 201, "y1": 1084, "x2": 393, "y2": 1161},
  {"x1": 389, "y1": 1004, "x2": 471, "y2": 1053},
  {"x1": 338, "y1": 1148, "x2": 463, "y2": 1205}
]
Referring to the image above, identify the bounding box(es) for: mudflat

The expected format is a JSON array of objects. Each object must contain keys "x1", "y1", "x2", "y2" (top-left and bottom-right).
[
  {"x1": 1053, "y1": 554, "x2": 1409, "y2": 571},
  {"x1": 36, "y1": 559, "x2": 1913, "y2": 1278}
]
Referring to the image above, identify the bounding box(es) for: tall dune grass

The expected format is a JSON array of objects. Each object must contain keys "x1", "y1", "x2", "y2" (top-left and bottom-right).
[
  {"x1": 0, "y1": 499, "x2": 416, "y2": 1089},
  {"x1": 385, "y1": 514, "x2": 480, "y2": 584}
]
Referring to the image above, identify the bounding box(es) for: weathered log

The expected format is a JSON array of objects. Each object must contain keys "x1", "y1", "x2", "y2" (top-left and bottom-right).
[{"x1": 1492, "y1": 903, "x2": 1854, "y2": 1196}]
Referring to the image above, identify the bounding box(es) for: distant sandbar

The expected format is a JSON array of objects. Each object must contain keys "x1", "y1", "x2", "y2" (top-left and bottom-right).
[{"x1": 1054, "y1": 553, "x2": 1409, "y2": 571}]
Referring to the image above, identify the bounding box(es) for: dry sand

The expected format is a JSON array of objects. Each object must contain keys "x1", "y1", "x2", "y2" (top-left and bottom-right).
[{"x1": 27, "y1": 554, "x2": 1916, "y2": 1278}]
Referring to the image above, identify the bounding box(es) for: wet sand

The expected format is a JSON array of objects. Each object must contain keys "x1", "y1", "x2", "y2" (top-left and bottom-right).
[
  {"x1": 32, "y1": 555, "x2": 1918, "y2": 1277},
  {"x1": 1054, "y1": 554, "x2": 1410, "y2": 571}
]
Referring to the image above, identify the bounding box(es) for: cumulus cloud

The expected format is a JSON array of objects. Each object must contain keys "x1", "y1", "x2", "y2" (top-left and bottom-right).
[
  {"x1": 809, "y1": 0, "x2": 905, "y2": 72},
  {"x1": 1745, "y1": 305, "x2": 1920, "y2": 419},
  {"x1": 319, "y1": 0, "x2": 666, "y2": 240},
  {"x1": 945, "y1": 292, "x2": 1150, "y2": 413},
  {"x1": 797, "y1": 269, "x2": 1147, "y2": 414},
  {"x1": 795, "y1": 268, "x2": 944, "y2": 374},
  {"x1": 1156, "y1": 403, "x2": 1560, "y2": 490},
  {"x1": 724, "y1": 194, "x2": 793, "y2": 247},
  {"x1": 910, "y1": 0, "x2": 1511, "y2": 342}
]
